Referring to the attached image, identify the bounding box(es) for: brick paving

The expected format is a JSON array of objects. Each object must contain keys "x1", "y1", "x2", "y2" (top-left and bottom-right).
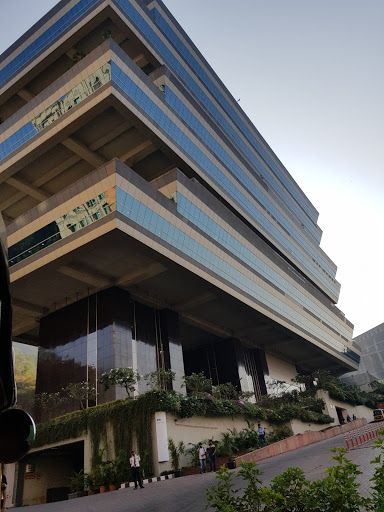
[{"x1": 12, "y1": 432, "x2": 379, "y2": 512}]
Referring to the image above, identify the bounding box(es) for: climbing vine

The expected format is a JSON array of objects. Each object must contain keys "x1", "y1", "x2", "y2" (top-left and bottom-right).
[{"x1": 32, "y1": 389, "x2": 332, "y2": 477}]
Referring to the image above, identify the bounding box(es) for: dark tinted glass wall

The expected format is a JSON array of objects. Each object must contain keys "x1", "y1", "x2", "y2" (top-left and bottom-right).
[{"x1": 34, "y1": 288, "x2": 187, "y2": 419}]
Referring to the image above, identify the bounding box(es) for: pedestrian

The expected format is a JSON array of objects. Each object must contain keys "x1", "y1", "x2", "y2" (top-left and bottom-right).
[
  {"x1": 257, "y1": 423, "x2": 266, "y2": 448},
  {"x1": 206, "y1": 440, "x2": 216, "y2": 472},
  {"x1": 347, "y1": 414, "x2": 351, "y2": 422},
  {"x1": 197, "y1": 442, "x2": 207, "y2": 473},
  {"x1": 353, "y1": 414, "x2": 357, "y2": 421},
  {"x1": 1, "y1": 471, "x2": 7, "y2": 512},
  {"x1": 129, "y1": 450, "x2": 144, "y2": 489}
]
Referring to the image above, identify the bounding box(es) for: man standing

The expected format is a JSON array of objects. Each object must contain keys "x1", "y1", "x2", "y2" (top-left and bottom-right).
[
  {"x1": 197, "y1": 442, "x2": 206, "y2": 473},
  {"x1": 206, "y1": 440, "x2": 216, "y2": 472},
  {"x1": 1, "y1": 471, "x2": 7, "y2": 512},
  {"x1": 257, "y1": 424, "x2": 266, "y2": 448},
  {"x1": 129, "y1": 450, "x2": 144, "y2": 489}
]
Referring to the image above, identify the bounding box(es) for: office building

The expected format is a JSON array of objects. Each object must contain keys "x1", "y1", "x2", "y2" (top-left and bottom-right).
[{"x1": 0, "y1": 0, "x2": 359, "y2": 419}]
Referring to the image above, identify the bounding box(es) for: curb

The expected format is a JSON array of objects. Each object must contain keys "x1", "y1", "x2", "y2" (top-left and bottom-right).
[
  {"x1": 120, "y1": 474, "x2": 175, "y2": 488},
  {"x1": 236, "y1": 418, "x2": 367, "y2": 465}
]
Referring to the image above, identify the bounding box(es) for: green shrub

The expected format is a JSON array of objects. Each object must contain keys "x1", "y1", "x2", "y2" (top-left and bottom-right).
[{"x1": 206, "y1": 447, "x2": 375, "y2": 512}]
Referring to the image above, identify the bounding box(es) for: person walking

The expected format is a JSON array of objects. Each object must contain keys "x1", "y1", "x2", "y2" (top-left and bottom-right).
[
  {"x1": 197, "y1": 442, "x2": 207, "y2": 473},
  {"x1": 257, "y1": 423, "x2": 266, "y2": 448},
  {"x1": 129, "y1": 450, "x2": 144, "y2": 489},
  {"x1": 206, "y1": 440, "x2": 216, "y2": 472}
]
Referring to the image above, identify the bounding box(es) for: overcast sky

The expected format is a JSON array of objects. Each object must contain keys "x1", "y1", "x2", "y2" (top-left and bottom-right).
[{"x1": 1, "y1": 0, "x2": 383, "y2": 337}]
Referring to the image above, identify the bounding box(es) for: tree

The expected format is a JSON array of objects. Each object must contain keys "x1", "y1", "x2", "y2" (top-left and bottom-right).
[
  {"x1": 182, "y1": 372, "x2": 212, "y2": 394},
  {"x1": 98, "y1": 368, "x2": 140, "y2": 396},
  {"x1": 63, "y1": 381, "x2": 96, "y2": 410},
  {"x1": 144, "y1": 369, "x2": 175, "y2": 391},
  {"x1": 35, "y1": 391, "x2": 67, "y2": 420}
]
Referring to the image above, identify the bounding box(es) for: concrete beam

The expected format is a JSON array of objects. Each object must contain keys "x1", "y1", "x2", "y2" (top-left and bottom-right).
[
  {"x1": 6, "y1": 176, "x2": 50, "y2": 202},
  {"x1": 0, "y1": 124, "x2": 133, "y2": 213},
  {"x1": 61, "y1": 137, "x2": 107, "y2": 168},
  {"x1": 115, "y1": 262, "x2": 167, "y2": 286},
  {"x1": 17, "y1": 88, "x2": 35, "y2": 102},
  {"x1": 174, "y1": 292, "x2": 216, "y2": 312},
  {"x1": 88, "y1": 121, "x2": 133, "y2": 151},
  {"x1": 12, "y1": 319, "x2": 40, "y2": 338},
  {"x1": 13, "y1": 298, "x2": 48, "y2": 315},
  {"x1": 13, "y1": 334, "x2": 39, "y2": 347},
  {"x1": 57, "y1": 265, "x2": 111, "y2": 288},
  {"x1": 182, "y1": 314, "x2": 232, "y2": 339},
  {"x1": 119, "y1": 140, "x2": 153, "y2": 164}
]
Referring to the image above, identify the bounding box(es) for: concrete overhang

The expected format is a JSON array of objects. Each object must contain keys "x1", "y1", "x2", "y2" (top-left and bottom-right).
[{"x1": 7, "y1": 159, "x2": 358, "y2": 375}]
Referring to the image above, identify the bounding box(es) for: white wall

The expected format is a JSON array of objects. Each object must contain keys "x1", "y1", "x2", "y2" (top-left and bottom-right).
[
  {"x1": 317, "y1": 389, "x2": 374, "y2": 424},
  {"x1": 265, "y1": 353, "x2": 302, "y2": 395}
]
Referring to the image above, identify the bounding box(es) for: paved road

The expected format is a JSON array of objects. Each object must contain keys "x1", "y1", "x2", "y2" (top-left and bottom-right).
[{"x1": 13, "y1": 434, "x2": 378, "y2": 512}]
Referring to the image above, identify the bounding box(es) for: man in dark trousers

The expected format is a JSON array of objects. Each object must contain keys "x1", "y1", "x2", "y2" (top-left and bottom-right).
[
  {"x1": 129, "y1": 450, "x2": 144, "y2": 489},
  {"x1": 207, "y1": 440, "x2": 216, "y2": 472}
]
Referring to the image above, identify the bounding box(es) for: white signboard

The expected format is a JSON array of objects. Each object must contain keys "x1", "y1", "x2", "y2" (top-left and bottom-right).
[{"x1": 155, "y1": 412, "x2": 169, "y2": 462}]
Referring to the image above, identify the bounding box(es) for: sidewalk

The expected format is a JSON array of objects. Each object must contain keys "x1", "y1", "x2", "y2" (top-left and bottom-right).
[{"x1": 11, "y1": 431, "x2": 378, "y2": 511}]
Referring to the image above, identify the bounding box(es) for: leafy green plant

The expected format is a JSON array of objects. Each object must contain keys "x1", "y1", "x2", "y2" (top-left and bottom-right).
[
  {"x1": 69, "y1": 469, "x2": 86, "y2": 493},
  {"x1": 98, "y1": 367, "x2": 140, "y2": 396},
  {"x1": 266, "y1": 426, "x2": 293, "y2": 445},
  {"x1": 168, "y1": 438, "x2": 185, "y2": 471},
  {"x1": 221, "y1": 432, "x2": 235, "y2": 462},
  {"x1": 263, "y1": 467, "x2": 310, "y2": 512},
  {"x1": 35, "y1": 391, "x2": 67, "y2": 419},
  {"x1": 207, "y1": 450, "x2": 373, "y2": 512},
  {"x1": 63, "y1": 382, "x2": 96, "y2": 410},
  {"x1": 182, "y1": 372, "x2": 212, "y2": 394},
  {"x1": 206, "y1": 465, "x2": 239, "y2": 511},
  {"x1": 306, "y1": 447, "x2": 370, "y2": 511},
  {"x1": 185, "y1": 442, "x2": 200, "y2": 467},
  {"x1": 145, "y1": 369, "x2": 175, "y2": 391},
  {"x1": 214, "y1": 383, "x2": 239, "y2": 400},
  {"x1": 369, "y1": 430, "x2": 384, "y2": 511}
]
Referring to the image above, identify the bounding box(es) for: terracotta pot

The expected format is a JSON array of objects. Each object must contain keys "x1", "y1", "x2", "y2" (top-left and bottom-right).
[
  {"x1": 99, "y1": 486, "x2": 107, "y2": 493},
  {"x1": 109, "y1": 484, "x2": 117, "y2": 491},
  {"x1": 88, "y1": 491, "x2": 95, "y2": 496}
]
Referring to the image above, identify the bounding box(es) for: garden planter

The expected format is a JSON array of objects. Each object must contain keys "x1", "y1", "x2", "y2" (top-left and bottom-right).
[
  {"x1": 174, "y1": 470, "x2": 182, "y2": 478},
  {"x1": 99, "y1": 486, "x2": 107, "y2": 493},
  {"x1": 109, "y1": 484, "x2": 117, "y2": 491},
  {"x1": 226, "y1": 461, "x2": 236, "y2": 469},
  {"x1": 88, "y1": 491, "x2": 95, "y2": 496}
]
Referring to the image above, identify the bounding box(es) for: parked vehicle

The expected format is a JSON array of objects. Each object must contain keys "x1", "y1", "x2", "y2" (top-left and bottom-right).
[{"x1": 373, "y1": 409, "x2": 384, "y2": 422}]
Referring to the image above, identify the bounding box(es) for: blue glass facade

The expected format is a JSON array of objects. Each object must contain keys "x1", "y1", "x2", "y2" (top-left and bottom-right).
[
  {"x1": 115, "y1": 186, "x2": 357, "y2": 364},
  {"x1": 150, "y1": 8, "x2": 319, "y2": 227},
  {"x1": 110, "y1": 61, "x2": 337, "y2": 297},
  {"x1": 2, "y1": 0, "x2": 357, "y2": 384},
  {"x1": 0, "y1": 62, "x2": 111, "y2": 162},
  {"x1": 0, "y1": 0, "x2": 100, "y2": 86}
]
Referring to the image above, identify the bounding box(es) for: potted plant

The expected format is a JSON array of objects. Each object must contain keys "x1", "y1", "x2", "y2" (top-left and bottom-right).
[
  {"x1": 168, "y1": 438, "x2": 185, "y2": 477},
  {"x1": 68, "y1": 470, "x2": 88, "y2": 499},
  {"x1": 221, "y1": 432, "x2": 236, "y2": 469},
  {"x1": 115, "y1": 449, "x2": 131, "y2": 487}
]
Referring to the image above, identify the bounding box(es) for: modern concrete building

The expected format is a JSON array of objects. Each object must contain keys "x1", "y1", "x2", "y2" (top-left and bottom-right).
[
  {"x1": 341, "y1": 323, "x2": 384, "y2": 389},
  {"x1": 0, "y1": 0, "x2": 360, "y2": 419}
]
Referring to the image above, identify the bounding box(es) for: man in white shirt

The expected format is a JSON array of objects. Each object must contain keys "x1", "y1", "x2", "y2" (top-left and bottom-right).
[
  {"x1": 196, "y1": 442, "x2": 206, "y2": 474},
  {"x1": 129, "y1": 450, "x2": 144, "y2": 489}
]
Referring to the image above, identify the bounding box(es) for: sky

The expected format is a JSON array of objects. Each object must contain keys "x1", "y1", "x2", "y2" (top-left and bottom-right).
[{"x1": 0, "y1": 0, "x2": 383, "y2": 337}]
